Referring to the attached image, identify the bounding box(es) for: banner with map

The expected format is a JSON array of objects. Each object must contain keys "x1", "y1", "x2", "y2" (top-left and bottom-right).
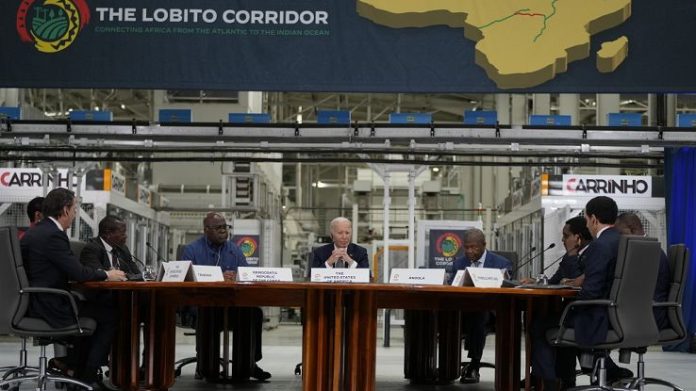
[{"x1": 0, "y1": 0, "x2": 692, "y2": 92}]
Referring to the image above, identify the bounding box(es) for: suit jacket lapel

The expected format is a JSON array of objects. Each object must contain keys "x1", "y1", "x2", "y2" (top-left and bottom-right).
[
  {"x1": 481, "y1": 252, "x2": 490, "y2": 268},
  {"x1": 96, "y1": 239, "x2": 111, "y2": 269}
]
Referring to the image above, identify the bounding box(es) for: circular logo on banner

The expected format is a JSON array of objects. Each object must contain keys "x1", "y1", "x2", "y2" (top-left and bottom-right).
[
  {"x1": 435, "y1": 232, "x2": 462, "y2": 257},
  {"x1": 16, "y1": 0, "x2": 91, "y2": 53},
  {"x1": 235, "y1": 236, "x2": 258, "y2": 258}
]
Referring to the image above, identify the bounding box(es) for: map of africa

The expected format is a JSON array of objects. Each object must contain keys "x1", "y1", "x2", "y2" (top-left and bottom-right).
[{"x1": 357, "y1": 0, "x2": 632, "y2": 89}]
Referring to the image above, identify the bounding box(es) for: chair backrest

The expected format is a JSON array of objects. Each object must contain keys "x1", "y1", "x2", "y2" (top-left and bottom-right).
[
  {"x1": 0, "y1": 226, "x2": 25, "y2": 334},
  {"x1": 493, "y1": 251, "x2": 518, "y2": 276},
  {"x1": 607, "y1": 236, "x2": 661, "y2": 347},
  {"x1": 665, "y1": 244, "x2": 689, "y2": 340},
  {"x1": 70, "y1": 240, "x2": 86, "y2": 258}
]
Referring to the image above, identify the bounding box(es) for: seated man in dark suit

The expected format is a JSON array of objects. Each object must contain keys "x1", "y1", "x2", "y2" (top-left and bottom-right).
[
  {"x1": 78, "y1": 215, "x2": 144, "y2": 383},
  {"x1": 551, "y1": 216, "x2": 591, "y2": 284},
  {"x1": 614, "y1": 212, "x2": 670, "y2": 329},
  {"x1": 180, "y1": 212, "x2": 270, "y2": 381},
  {"x1": 18, "y1": 196, "x2": 44, "y2": 240},
  {"x1": 532, "y1": 196, "x2": 623, "y2": 391},
  {"x1": 20, "y1": 188, "x2": 126, "y2": 390},
  {"x1": 310, "y1": 217, "x2": 369, "y2": 269},
  {"x1": 80, "y1": 216, "x2": 141, "y2": 279},
  {"x1": 522, "y1": 216, "x2": 591, "y2": 285},
  {"x1": 450, "y1": 228, "x2": 512, "y2": 384},
  {"x1": 522, "y1": 216, "x2": 591, "y2": 385}
]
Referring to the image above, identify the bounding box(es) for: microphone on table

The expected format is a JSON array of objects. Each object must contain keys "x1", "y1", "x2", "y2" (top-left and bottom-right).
[
  {"x1": 104, "y1": 239, "x2": 143, "y2": 281},
  {"x1": 146, "y1": 241, "x2": 168, "y2": 264},
  {"x1": 502, "y1": 243, "x2": 556, "y2": 287},
  {"x1": 117, "y1": 245, "x2": 155, "y2": 281},
  {"x1": 107, "y1": 242, "x2": 145, "y2": 281},
  {"x1": 534, "y1": 252, "x2": 567, "y2": 285}
]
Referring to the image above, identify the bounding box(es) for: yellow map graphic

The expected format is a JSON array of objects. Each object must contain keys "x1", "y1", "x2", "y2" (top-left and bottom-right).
[
  {"x1": 597, "y1": 36, "x2": 629, "y2": 73},
  {"x1": 357, "y1": 0, "x2": 632, "y2": 89}
]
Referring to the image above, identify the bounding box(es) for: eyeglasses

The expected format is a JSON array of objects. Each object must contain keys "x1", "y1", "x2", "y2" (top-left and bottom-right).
[{"x1": 205, "y1": 224, "x2": 232, "y2": 232}]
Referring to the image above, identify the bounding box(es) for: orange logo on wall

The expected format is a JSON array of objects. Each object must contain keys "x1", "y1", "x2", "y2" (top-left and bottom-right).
[
  {"x1": 17, "y1": 0, "x2": 90, "y2": 53},
  {"x1": 435, "y1": 232, "x2": 462, "y2": 258},
  {"x1": 236, "y1": 236, "x2": 258, "y2": 258}
]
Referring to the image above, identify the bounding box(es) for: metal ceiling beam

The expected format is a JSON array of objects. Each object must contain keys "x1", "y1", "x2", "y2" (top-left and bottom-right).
[{"x1": 1, "y1": 122, "x2": 693, "y2": 147}]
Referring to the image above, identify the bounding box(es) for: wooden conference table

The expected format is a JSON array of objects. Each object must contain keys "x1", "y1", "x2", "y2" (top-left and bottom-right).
[{"x1": 82, "y1": 281, "x2": 576, "y2": 391}]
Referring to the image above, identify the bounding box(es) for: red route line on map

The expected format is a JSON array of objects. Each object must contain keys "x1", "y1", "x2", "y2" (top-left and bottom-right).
[{"x1": 516, "y1": 12, "x2": 545, "y2": 17}]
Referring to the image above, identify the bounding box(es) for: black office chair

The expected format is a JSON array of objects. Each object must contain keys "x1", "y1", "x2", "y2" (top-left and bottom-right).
[
  {"x1": 1, "y1": 232, "x2": 40, "y2": 387},
  {"x1": 0, "y1": 270, "x2": 40, "y2": 388},
  {"x1": 619, "y1": 244, "x2": 689, "y2": 391},
  {"x1": 0, "y1": 338, "x2": 37, "y2": 389},
  {"x1": 547, "y1": 236, "x2": 662, "y2": 390},
  {"x1": 460, "y1": 314, "x2": 496, "y2": 377},
  {"x1": 173, "y1": 307, "x2": 200, "y2": 378},
  {"x1": 173, "y1": 308, "x2": 238, "y2": 379},
  {"x1": 0, "y1": 226, "x2": 96, "y2": 391},
  {"x1": 459, "y1": 251, "x2": 517, "y2": 380},
  {"x1": 69, "y1": 240, "x2": 87, "y2": 260},
  {"x1": 172, "y1": 242, "x2": 234, "y2": 379}
]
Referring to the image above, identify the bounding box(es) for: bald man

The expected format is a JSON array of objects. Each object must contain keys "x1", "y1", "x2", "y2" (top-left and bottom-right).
[
  {"x1": 310, "y1": 217, "x2": 369, "y2": 269},
  {"x1": 179, "y1": 213, "x2": 270, "y2": 381},
  {"x1": 181, "y1": 213, "x2": 247, "y2": 278}
]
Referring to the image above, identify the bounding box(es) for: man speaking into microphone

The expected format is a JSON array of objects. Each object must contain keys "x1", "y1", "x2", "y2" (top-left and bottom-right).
[
  {"x1": 520, "y1": 216, "x2": 591, "y2": 285},
  {"x1": 311, "y1": 217, "x2": 369, "y2": 269}
]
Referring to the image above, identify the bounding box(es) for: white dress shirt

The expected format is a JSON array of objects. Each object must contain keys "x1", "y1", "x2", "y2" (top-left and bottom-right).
[
  {"x1": 100, "y1": 237, "x2": 117, "y2": 269},
  {"x1": 470, "y1": 250, "x2": 487, "y2": 268},
  {"x1": 48, "y1": 216, "x2": 64, "y2": 232}
]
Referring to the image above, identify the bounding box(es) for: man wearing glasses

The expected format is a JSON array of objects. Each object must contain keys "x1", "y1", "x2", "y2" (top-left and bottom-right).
[{"x1": 179, "y1": 212, "x2": 270, "y2": 381}]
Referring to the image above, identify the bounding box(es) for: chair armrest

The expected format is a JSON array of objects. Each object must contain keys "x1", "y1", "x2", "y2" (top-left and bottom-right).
[
  {"x1": 558, "y1": 299, "x2": 614, "y2": 324},
  {"x1": 653, "y1": 301, "x2": 681, "y2": 309},
  {"x1": 20, "y1": 287, "x2": 83, "y2": 332},
  {"x1": 554, "y1": 299, "x2": 614, "y2": 344},
  {"x1": 70, "y1": 290, "x2": 87, "y2": 302}
]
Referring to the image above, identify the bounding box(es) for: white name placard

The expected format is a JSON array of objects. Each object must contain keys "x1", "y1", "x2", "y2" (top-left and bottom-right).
[
  {"x1": 237, "y1": 267, "x2": 294, "y2": 282},
  {"x1": 310, "y1": 268, "x2": 370, "y2": 283},
  {"x1": 158, "y1": 261, "x2": 192, "y2": 282},
  {"x1": 389, "y1": 268, "x2": 445, "y2": 285},
  {"x1": 463, "y1": 267, "x2": 505, "y2": 288},
  {"x1": 451, "y1": 270, "x2": 467, "y2": 287},
  {"x1": 191, "y1": 265, "x2": 224, "y2": 282}
]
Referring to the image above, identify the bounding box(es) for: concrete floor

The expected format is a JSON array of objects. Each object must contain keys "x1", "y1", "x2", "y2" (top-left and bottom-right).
[{"x1": 1, "y1": 324, "x2": 695, "y2": 390}]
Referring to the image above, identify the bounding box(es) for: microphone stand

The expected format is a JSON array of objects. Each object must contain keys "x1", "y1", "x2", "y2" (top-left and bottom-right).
[
  {"x1": 146, "y1": 241, "x2": 168, "y2": 264},
  {"x1": 535, "y1": 245, "x2": 582, "y2": 285},
  {"x1": 114, "y1": 244, "x2": 153, "y2": 281},
  {"x1": 535, "y1": 253, "x2": 566, "y2": 285},
  {"x1": 128, "y1": 248, "x2": 156, "y2": 281},
  {"x1": 502, "y1": 243, "x2": 556, "y2": 287},
  {"x1": 503, "y1": 246, "x2": 536, "y2": 283},
  {"x1": 512, "y1": 243, "x2": 556, "y2": 280},
  {"x1": 511, "y1": 246, "x2": 538, "y2": 276}
]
